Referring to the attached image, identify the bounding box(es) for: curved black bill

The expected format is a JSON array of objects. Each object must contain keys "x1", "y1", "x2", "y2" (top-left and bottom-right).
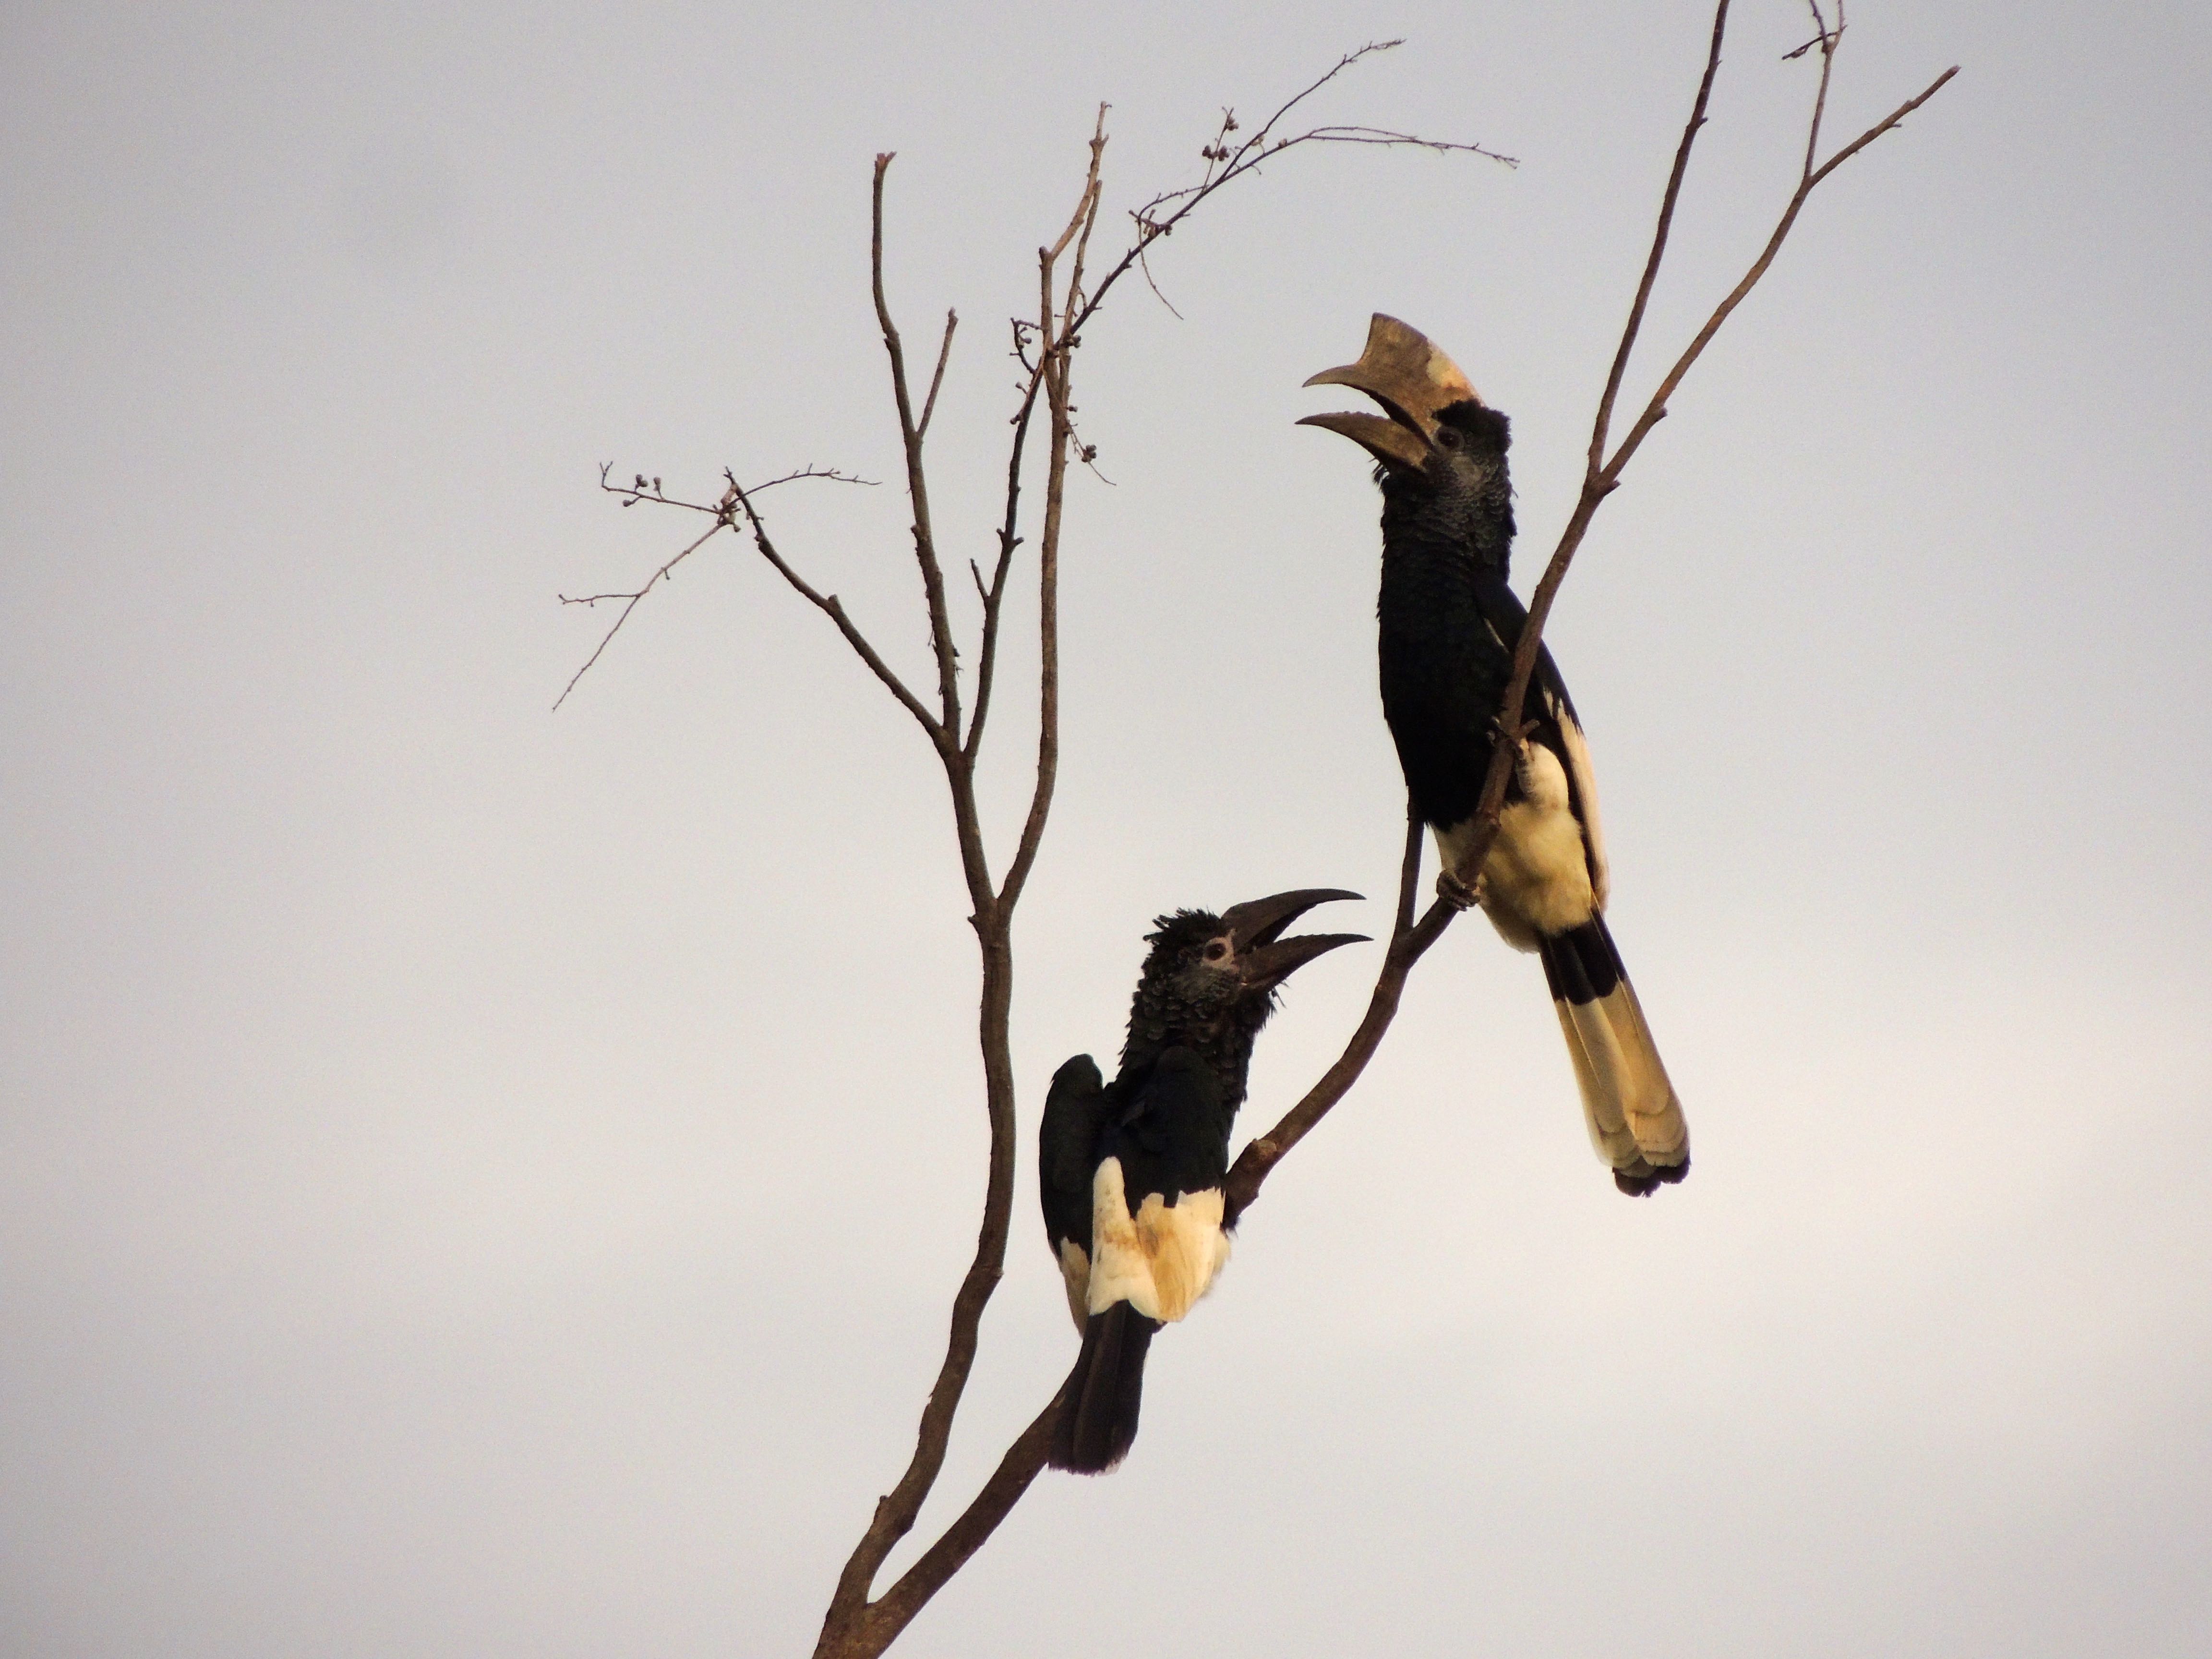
[{"x1": 1220, "y1": 888, "x2": 1367, "y2": 991}]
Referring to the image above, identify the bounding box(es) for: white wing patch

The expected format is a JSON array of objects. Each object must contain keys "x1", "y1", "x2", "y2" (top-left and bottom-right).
[
  {"x1": 1438, "y1": 739, "x2": 1597, "y2": 950},
  {"x1": 1086, "y1": 1157, "x2": 1231, "y2": 1323},
  {"x1": 1055, "y1": 1238, "x2": 1091, "y2": 1335},
  {"x1": 1548, "y1": 699, "x2": 1608, "y2": 911}
]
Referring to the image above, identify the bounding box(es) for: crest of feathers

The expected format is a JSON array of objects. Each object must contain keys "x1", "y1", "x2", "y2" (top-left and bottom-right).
[{"x1": 1121, "y1": 909, "x2": 1278, "y2": 1071}]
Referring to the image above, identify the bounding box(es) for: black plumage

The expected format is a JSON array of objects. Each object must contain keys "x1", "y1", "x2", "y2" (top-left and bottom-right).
[
  {"x1": 1038, "y1": 890, "x2": 1363, "y2": 1474},
  {"x1": 1301, "y1": 314, "x2": 1689, "y2": 1196}
]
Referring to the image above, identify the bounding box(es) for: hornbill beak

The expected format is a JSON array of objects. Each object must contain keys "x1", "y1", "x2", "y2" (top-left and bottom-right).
[
  {"x1": 1221, "y1": 887, "x2": 1368, "y2": 992},
  {"x1": 1297, "y1": 313, "x2": 1481, "y2": 475}
]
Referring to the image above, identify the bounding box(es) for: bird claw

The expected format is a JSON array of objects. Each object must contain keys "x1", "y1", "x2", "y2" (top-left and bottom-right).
[{"x1": 1436, "y1": 868, "x2": 1482, "y2": 911}]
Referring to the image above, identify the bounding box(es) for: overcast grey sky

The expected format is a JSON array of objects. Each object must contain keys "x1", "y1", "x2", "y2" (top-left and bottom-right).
[{"x1": 5, "y1": 1, "x2": 2209, "y2": 1655}]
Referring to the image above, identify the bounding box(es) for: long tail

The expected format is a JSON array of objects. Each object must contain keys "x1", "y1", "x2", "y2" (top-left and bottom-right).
[
  {"x1": 1539, "y1": 917, "x2": 1690, "y2": 1196},
  {"x1": 1049, "y1": 1300, "x2": 1159, "y2": 1475}
]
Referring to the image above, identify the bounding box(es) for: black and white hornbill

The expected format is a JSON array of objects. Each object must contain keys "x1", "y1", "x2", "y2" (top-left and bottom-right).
[
  {"x1": 1038, "y1": 889, "x2": 1364, "y2": 1474},
  {"x1": 1299, "y1": 314, "x2": 1690, "y2": 1196}
]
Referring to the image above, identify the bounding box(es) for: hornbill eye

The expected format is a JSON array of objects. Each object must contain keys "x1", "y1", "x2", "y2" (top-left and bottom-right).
[
  {"x1": 1203, "y1": 939, "x2": 1231, "y2": 963},
  {"x1": 1435, "y1": 425, "x2": 1461, "y2": 450}
]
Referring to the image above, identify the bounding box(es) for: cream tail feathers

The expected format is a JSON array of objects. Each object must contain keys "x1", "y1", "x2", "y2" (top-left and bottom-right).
[{"x1": 1436, "y1": 720, "x2": 1689, "y2": 1195}]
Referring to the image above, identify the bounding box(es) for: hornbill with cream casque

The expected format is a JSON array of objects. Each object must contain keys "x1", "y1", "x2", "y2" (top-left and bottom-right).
[
  {"x1": 1299, "y1": 314, "x2": 1689, "y2": 1196},
  {"x1": 1038, "y1": 889, "x2": 1364, "y2": 1474}
]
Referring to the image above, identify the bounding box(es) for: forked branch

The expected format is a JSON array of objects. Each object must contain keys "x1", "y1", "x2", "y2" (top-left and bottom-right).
[
  {"x1": 960, "y1": 43, "x2": 1512, "y2": 778},
  {"x1": 552, "y1": 464, "x2": 872, "y2": 712},
  {"x1": 1448, "y1": 0, "x2": 1956, "y2": 904},
  {"x1": 725, "y1": 472, "x2": 947, "y2": 740},
  {"x1": 851, "y1": 17, "x2": 1953, "y2": 1651},
  {"x1": 872, "y1": 154, "x2": 965, "y2": 744},
  {"x1": 571, "y1": 18, "x2": 1949, "y2": 1654},
  {"x1": 808, "y1": 58, "x2": 1496, "y2": 1659}
]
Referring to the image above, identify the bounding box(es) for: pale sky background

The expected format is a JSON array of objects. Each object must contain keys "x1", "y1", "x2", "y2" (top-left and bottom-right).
[{"x1": 5, "y1": 2, "x2": 2209, "y2": 1655}]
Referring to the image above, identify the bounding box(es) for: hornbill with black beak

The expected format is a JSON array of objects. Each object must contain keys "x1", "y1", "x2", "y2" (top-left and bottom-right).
[
  {"x1": 1038, "y1": 889, "x2": 1364, "y2": 1474},
  {"x1": 1299, "y1": 314, "x2": 1689, "y2": 1196}
]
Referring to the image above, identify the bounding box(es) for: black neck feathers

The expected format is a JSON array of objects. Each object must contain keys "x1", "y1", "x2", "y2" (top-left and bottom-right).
[
  {"x1": 1378, "y1": 402, "x2": 1515, "y2": 576},
  {"x1": 1117, "y1": 912, "x2": 1275, "y2": 1109}
]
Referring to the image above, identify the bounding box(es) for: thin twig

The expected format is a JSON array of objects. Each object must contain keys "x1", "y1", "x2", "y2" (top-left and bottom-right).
[
  {"x1": 1784, "y1": 0, "x2": 1836, "y2": 63},
  {"x1": 554, "y1": 464, "x2": 874, "y2": 711},
  {"x1": 1588, "y1": 0, "x2": 1731, "y2": 475},
  {"x1": 918, "y1": 309, "x2": 958, "y2": 442},
  {"x1": 1135, "y1": 240, "x2": 1184, "y2": 318},
  {"x1": 963, "y1": 43, "x2": 1499, "y2": 760},
  {"x1": 1597, "y1": 58, "x2": 1958, "y2": 489},
  {"x1": 1225, "y1": 808, "x2": 1454, "y2": 1219},
  {"x1": 552, "y1": 520, "x2": 726, "y2": 712},
  {"x1": 1104, "y1": 43, "x2": 1511, "y2": 337},
  {"x1": 962, "y1": 394, "x2": 1035, "y2": 762},
  {"x1": 594, "y1": 459, "x2": 873, "y2": 515},
  {"x1": 727, "y1": 474, "x2": 944, "y2": 739},
  {"x1": 995, "y1": 109, "x2": 1105, "y2": 916},
  {"x1": 969, "y1": 44, "x2": 1498, "y2": 766},
  {"x1": 1804, "y1": 60, "x2": 1954, "y2": 190},
  {"x1": 1800, "y1": 0, "x2": 1838, "y2": 181},
  {"x1": 872, "y1": 154, "x2": 964, "y2": 738},
  {"x1": 1454, "y1": 5, "x2": 1956, "y2": 909}
]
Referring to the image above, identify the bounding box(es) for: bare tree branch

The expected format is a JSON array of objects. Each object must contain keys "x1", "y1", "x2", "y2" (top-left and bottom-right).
[
  {"x1": 814, "y1": 139, "x2": 1117, "y2": 1654},
  {"x1": 806, "y1": 60, "x2": 1494, "y2": 1659},
  {"x1": 1452, "y1": 4, "x2": 1957, "y2": 908},
  {"x1": 594, "y1": 460, "x2": 873, "y2": 517},
  {"x1": 995, "y1": 109, "x2": 1105, "y2": 917},
  {"x1": 817, "y1": 812, "x2": 1456, "y2": 1654},
  {"x1": 1785, "y1": 0, "x2": 1840, "y2": 62},
  {"x1": 827, "y1": 22, "x2": 1956, "y2": 1652},
  {"x1": 1135, "y1": 239, "x2": 1185, "y2": 319},
  {"x1": 1100, "y1": 44, "x2": 1512, "y2": 337},
  {"x1": 552, "y1": 464, "x2": 873, "y2": 711},
  {"x1": 917, "y1": 308, "x2": 957, "y2": 442},
  {"x1": 1806, "y1": 60, "x2": 1955, "y2": 191},
  {"x1": 960, "y1": 43, "x2": 1500, "y2": 769},
  {"x1": 1595, "y1": 58, "x2": 1958, "y2": 490},
  {"x1": 873, "y1": 154, "x2": 965, "y2": 739},
  {"x1": 725, "y1": 473, "x2": 944, "y2": 740},
  {"x1": 1588, "y1": 0, "x2": 1731, "y2": 476},
  {"x1": 860, "y1": 1387, "x2": 1068, "y2": 1638},
  {"x1": 1224, "y1": 807, "x2": 1455, "y2": 1220},
  {"x1": 1800, "y1": 0, "x2": 1839, "y2": 180},
  {"x1": 552, "y1": 520, "x2": 726, "y2": 713},
  {"x1": 960, "y1": 391, "x2": 1034, "y2": 763},
  {"x1": 575, "y1": 23, "x2": 1948, "y2": 1651}
]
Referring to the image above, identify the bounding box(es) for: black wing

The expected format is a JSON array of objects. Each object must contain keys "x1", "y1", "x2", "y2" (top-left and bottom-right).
[
  {"x1": 1474, "y1": 574, "x2": 1606, "y2": 894},
  {"x1": 1379, "y1": 549, "x2": 1516, "y2": 830},
  {"x1": 1038, "y1": 1053, "x2": 1106, "y2": 1256},
  {"x1": 1100, "y1": 1046, "x2": 1232, "y2": 1214}
]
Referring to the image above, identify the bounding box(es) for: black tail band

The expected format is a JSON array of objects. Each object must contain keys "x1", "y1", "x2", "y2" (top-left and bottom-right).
[
  {"x1": 1050, "y1": 1301, "x2": 1161, "y2": 1475},
  {"x1": 1539, "y1": 918, "x2": 1625, "y2": 1006}
]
